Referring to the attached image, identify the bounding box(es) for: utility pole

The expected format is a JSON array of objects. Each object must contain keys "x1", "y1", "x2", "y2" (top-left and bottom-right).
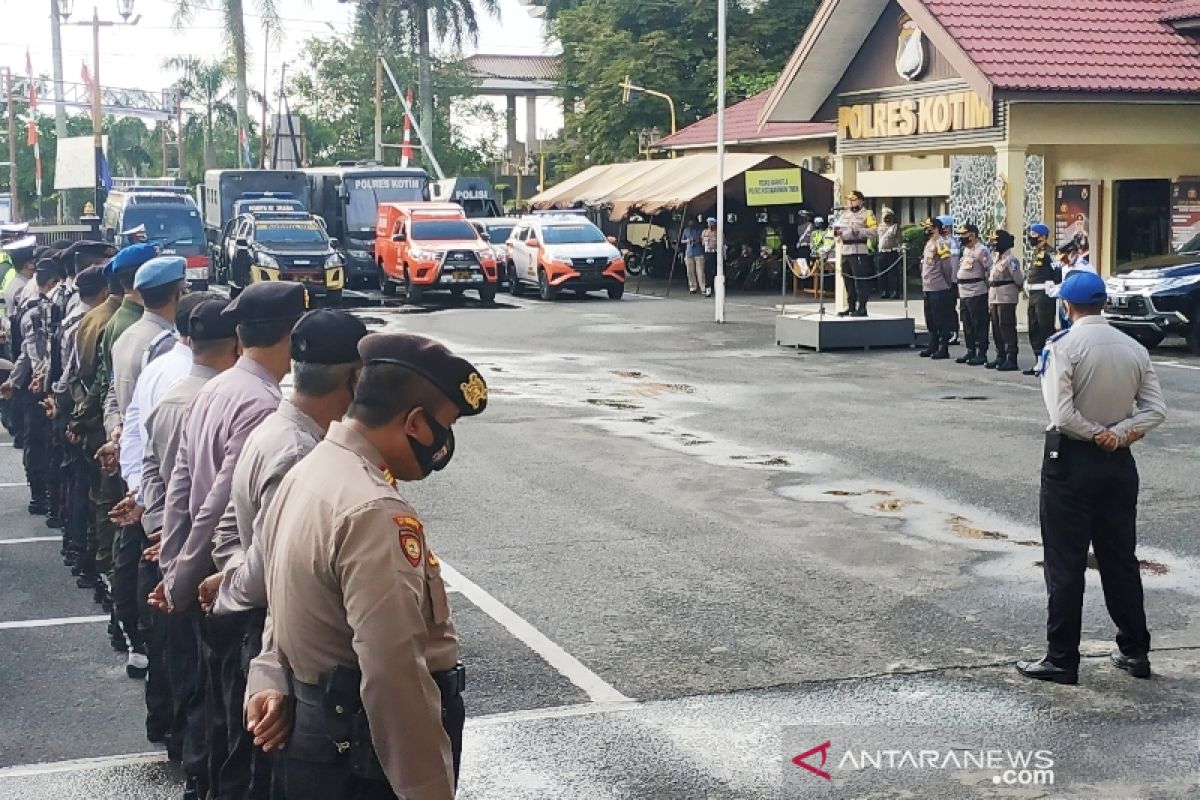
[
  {"x1": 259, "y1": 24, "x2": 269, "y2": 169},
  {"x1": 49, "y1": 0, "x2": 68, "y2": 138},
  {"x1": 374, "y1": 57, "x2": 383, "y2": 163},
  {"x1": 6, "y1": 69, "x2": 19, "y2": 222},
  {"x1": 160, "y1": 121, "x2": 168, "y2": 177},
  {"x1": 175, "y1": 89, "x2": 184, "y2": 177}
]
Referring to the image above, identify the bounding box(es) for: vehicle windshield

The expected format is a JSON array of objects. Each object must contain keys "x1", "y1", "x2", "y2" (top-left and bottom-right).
[
  {"x1": 345, "y1": 175, "x2": 427, "y2": 230},
  {"x1": 541, "y1": 224, "x2": 607, "y2": 245},
  {"x1": 124, "y1": 207, "x2": 204, "y2": 246},
  {"x1": 411, "y1": 219, "x2": 479, "y2": 241},
  {"x1": 484, "y1": 225, "x2": 514, "y2": 243},
  {"x1": 255, "y1": 222, "x2": 328, "y2": 248}
]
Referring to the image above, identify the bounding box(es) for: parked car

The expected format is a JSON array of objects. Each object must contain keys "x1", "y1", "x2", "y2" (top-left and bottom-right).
[
  {"x1": 102, "y1": 188, "x2": 209, "y2": 289},
  {"x1": 469, "y1": 217, "x2": 516, "y2": 289},
  {"x1": 506, "y1": 214, "x2": 626, "y2": 301},
  {"x1": 1104, "y1": 233, "x2": 1200, "y2": 353},
  {"x1": 222, "y1": 211, "x2": 344, "y2": 303},
  {"x1": 375, "y1": 202, "x2": 499, "y2": 304}
]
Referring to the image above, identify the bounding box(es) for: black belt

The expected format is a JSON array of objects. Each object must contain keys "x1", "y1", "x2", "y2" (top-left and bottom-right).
[
  {"x1": 958, "y1": 277, "x2": 984, "y2": 284},
  {"x1": 988, "y1": 280, "x2": 1015, "y2": 287},
  {"x1": 293, "y1": 662, "x2": 466, "y2": 705}
]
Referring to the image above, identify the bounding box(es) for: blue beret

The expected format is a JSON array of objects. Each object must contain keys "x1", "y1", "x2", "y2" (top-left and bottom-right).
[
  {"x1": 134, "y1": 256, "x2": 187, "y2": 291},
  {"x1": 1029, "y1": 222, "x2": 1051, "y2": 237},
  {"x1": 104, "y1": 242, "x2": 159, "y2": 276},
  {"x1": 937, "y1": 214, "x2": 955, "y2": 228},
  {"x1": 1058, "y1": 270, "x2": 1106, "y2": 304}
]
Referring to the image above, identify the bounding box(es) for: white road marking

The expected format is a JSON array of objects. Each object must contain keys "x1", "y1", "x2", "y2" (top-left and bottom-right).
[
  {"x1": 0, "y1": 536, "x2": 59, "y2": 544},
  {"x1": 0, "y1": 615, "x2": 108, "y2": 631},
  {"x1": 0, "y1": 751, "x2": 167, "y2": 778},
  {"x1": 440, "y1": 561, "x2": 632, "y2": 704},
  {"x1": 1154, "y1": 360, "x2": 1200, "y2": 371},
  {"x1": 0, "y1": 481, "x2": 28, "y2": 487}
]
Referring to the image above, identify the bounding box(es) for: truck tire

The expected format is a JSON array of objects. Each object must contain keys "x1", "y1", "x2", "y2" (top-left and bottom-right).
[
  {"x1": 538, "y1": 269, "x2": 558, "y2": 301},
  {"x1": 1188, "y1": 316, "x2": 1200, "y2": 355},
  {"x1": 1127, "y1": 329, "x2": 1165, "y2": 349},
  {"x1": 404, "y1": 267, "x2": 424, "y2": 304},
  {"x1": 607, "y1": 283, "x2": 625, "y2": 300},
  {"x1": 379, "y1": 265, "x2": 396, "y2": 296},
  {"x1": 508, "y1": 263, "x2": 525, "y2": 297},
  {"x1": 478, "y1": 285, "x2": 497, "y2": 305}
]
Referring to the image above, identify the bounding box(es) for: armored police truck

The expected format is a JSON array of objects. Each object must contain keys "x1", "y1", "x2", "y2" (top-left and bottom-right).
[
  {"x1": 101, "y1": 188, "x2": 209, "y2": 288},
  {"x1": 303, "y1": 162, "x2": 430, "y2": 287},
  {"x1": 431, "y1": 177, "x2": 503, "y2": 218},
  {"x1": 202, "y1": 169, "x2": 308, "y2": 250}
]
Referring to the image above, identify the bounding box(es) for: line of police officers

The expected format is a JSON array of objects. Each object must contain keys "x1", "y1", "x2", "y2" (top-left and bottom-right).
[{"x1": 1, "y1": 232, "x2": 484, "y2": 800}]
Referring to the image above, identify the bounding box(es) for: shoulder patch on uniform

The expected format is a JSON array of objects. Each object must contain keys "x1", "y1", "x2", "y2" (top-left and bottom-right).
[
  {"x1": 1047, "y1": 329, "x2": 1071, "y2": 346},
  {"x1": 427, "y1": 549, "x2": 439, "y2": 568},
  {"x1": 398, "y1": 530, "x2": 422, "y2": 568},
  {"x1": 393, "y1": 514, "x2": 423, "y2": 533}
]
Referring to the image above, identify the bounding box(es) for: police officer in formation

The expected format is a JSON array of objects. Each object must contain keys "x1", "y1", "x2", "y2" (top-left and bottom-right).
[
  {"x1": 918, "y1": 217, "x2": 956, "y2": 359},
  {"x1": 1022, "y1": 222, "x2": 1059, "y2": 375},
  {"x1": 984, "y1": 229, "x2": 1023, "y2": 372},
  {"x1": 952, "y1": 223, "x2": 991, "y2": 366},
  {"x1": 1017, "y1": 271, "x2": 1167, "y2": 685}
]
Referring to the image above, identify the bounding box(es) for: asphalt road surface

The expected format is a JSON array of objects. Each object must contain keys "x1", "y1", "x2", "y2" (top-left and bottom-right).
[{"x1": 2, "y1": 287, "x2": 1199, "y2": 799}]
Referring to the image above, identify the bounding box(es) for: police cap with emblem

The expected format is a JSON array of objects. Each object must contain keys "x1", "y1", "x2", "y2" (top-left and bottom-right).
[
  {"x1": 3, "y1": 235, "x2": 38, "y2": 266},
  {"x1": 221, "y1": 281, "x2": 308, "y2": 325},
  {"x1": 134, "y1": 256, "x2": 187, "y2": 291},
  {"x1": 954, "y1": 222, "x2": 978, "y2": 238},
  {"x1": 358, "y1": 332, "x2": 488, "y2": 416},
  {"x1": 104, "y1": 242, "x2": 159, "y2": 276},
  {"x1": 75, "y1": 265, "x2": 107, "y2": 296},
  {"x1": 120, "y1": 223, "x2": 147, "y2": 238},
  {"x1": 1058, "y1": 271, "x2": 1107, "y2": 305},
  {"x1": 35, "y1": 258, "x2": 65, "y2": 281},
  {"x1": 189, "y1": 298, "x2": 238, "y2": 341},
  {"x1": 291, "y1": 309, "x2": 368, "y2": 364},
  {"x1": 0, "y1": 222, "x2": 29, "y2": 242},
  {"x1": 64, "y1": 240, "x2": 117, "y2": 266}
]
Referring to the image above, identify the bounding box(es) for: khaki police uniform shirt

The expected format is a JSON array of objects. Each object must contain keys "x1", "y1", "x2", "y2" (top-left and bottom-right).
[
  {"x1": 834, "y1": 207, "x2": 876, "y2": 256},
  {"x1": 105, "y1": 309, "x2": 175, "y2": 437},
  {"x1": 1039, "y1": 315, "x2": 1167, "y2": 442},
  {"x1": 987, "y1": 249, "x2": 1024, "y2": 305},
  {"x1": 956, "y1": 242, "x2": 992, "y2": 298},
  {"x1": 921, "y1": 236, "x2": 954, "y2": 291},
  {"x1": 141, "y1": 365, "x2": 218, "y2": 536},
  {"x1": 254, "y1": 420, "x2": 457, "y2": 800}
]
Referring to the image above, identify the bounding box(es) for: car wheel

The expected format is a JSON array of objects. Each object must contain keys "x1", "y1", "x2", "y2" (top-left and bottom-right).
[
  {"x1": 478, "y1": 285, "x2": 497, "y2": 305},
  {"x1": 1188, "y1": 315, "x2": 1200, "y2": 355},
  {"x1": 508, "y1": 263, "x2": 525, "y2": 296},
  {"x1": 538, "y1": 269, "x2": 558, "y2": 301},
  {"x1": 607, "y1": 283, "x2": 625, "y2": 300},
  {"x1": 1127, "y1": 329, "x2": 1165, "y2": 349},
  {"x1": 404, "y1": 267, "x2": 424, "y2": 304},
  {"x1": 379, "y1": 264, "x2": 396, "y2": 296}
]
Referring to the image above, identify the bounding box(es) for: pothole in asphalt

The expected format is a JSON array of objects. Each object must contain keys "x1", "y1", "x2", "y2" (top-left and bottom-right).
[
  {"x1": 631, "y1": 416, "x2": 659, "y2": 424},
  {"x1": 585, "y1": 398, "x2": 642, "y2": 410},
  {"x1": 950, "y1": 514, "x2": 1006, "y2": 540},
  {"x1": 628, "y1": 382, "x2": 695, "y2": 397},
  {"x1": 1033, "y1": 555, "x2": 1170, "y2": 575},
  {"x1": 941, "y1": 395, "x2": 989, "y2": 401},
  {"x1": 874, "y1": 498, "x2": 907, "y2": 512},
  {"x1": 613, "y1": 370, "x2": 646, "y2": 379},
  {"x1": 753, "y1": 456, "x2": 791, "y2": 467},
  {"x1": 824, "y1": 489, "x2": 894, "y2": 497}
]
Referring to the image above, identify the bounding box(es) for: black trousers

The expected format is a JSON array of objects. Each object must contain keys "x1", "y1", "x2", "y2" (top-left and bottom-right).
[
  {"x1": 61, "y1": 455, "x2": 90, "y2": 556},
  {"x1": 167, "y1": 609, "x2": 209, "y2": 794},
  {"x1": 958, "y1": 293, "x2": 990, "y2": 352},
  {"x1": 113, "y1": 522, "x2": 146, "y2": 651},
  {"x1": 1027, "y1": 290, "x2": 1057, "y2": 354},
  {"x1": 989, "y1": 303, "x2": 1019, "y2": 356},
  {"x1": 1040, "y1": 436, "x2": 1149, "y2": 670},
  {"x1": 202, "y1": 609, "x2": 269, "y2": 800},
  {"x1": 876, "y1": 250, "x2": 901, "y2": 297},
  {"x1": 139, "y1": 559, "x2": 173, "y2": 743},
  {"x1": 281, "y1": 685, "x2": 465, "y2": 800},
  {"x1": 842, "y1": 254, "x2": 871, "y2": 310},
  {"x1": 16, "y1": 390, "x2": 48, "y2": 498},
  {"x1": 46, "y1": 427, "x2": 65, "y2": 520},
  {"x1": 923, "y1": 289, "x2": 957, "y2": 344},
  {"x1": 703, "y1": 251, "x2": 717, "y2": 288}
]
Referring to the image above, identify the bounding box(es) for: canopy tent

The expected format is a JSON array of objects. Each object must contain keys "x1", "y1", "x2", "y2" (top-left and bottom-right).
[{"x1": 529, "y1": 154, "x2": 834, "y2": 220}]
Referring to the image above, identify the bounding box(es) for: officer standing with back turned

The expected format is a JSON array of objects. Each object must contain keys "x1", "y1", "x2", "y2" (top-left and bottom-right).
[
  {"x1": 246, "y1": 332, "x2": 486, "y2": 800},
  {"x1": 1016, "y1": 271, "x2": 1167, "y2": 685}
]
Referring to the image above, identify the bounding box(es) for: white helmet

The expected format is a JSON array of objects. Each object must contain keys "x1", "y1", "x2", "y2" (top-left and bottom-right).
[{"x1": 813, "y1": 217, "x2": 825, "y2": 225}]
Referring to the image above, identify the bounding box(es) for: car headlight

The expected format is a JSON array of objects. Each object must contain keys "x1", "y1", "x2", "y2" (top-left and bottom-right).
[
  {"x1": 256, "y1": 253, "x2": 278, "y2": 268},
  {"x1": 410, "y1": 247, "x2": 438, "y2": 261},
  {"x1": 325, "y1": 254, "x2": 343, "y2": 269},
  {"x1": 347, "y1": 249, "x2": 370, "y2": 259}
]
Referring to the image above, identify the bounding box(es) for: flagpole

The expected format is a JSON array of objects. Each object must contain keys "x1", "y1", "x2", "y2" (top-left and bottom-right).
[
  {"x1": 714, "y1": 0, "x2": 727, "y2": 323},
  {"x1": 91, "y1": 6, "x2": 104, "y2": 216}
]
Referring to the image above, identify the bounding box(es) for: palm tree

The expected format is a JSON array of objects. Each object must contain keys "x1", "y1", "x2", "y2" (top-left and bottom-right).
[
  {"x1": 163, "y1": 57, "x2": 236, "y2": 169},
  {"x1": 172, "y1": 0, "x2": 278, "y2": 166},
  {"x1": 356, "y1": 0, "x2": 498, "y2": 151}
]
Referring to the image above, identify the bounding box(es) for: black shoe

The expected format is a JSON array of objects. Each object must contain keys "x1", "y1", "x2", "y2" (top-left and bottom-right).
[
  {"x1": 28, "y1": 501, "x2": 48, "y2": 516},
  {"x1": 967, "y1": 352, "x2": 988, "y2": 366},
  {"x1": 930, "y1": 344, "x2": 950, "y2": 360},
  {"x1": 955, "y1": 349, "x2": 975, "y2": 364},
  {"x1": 182, "y1": 777, "x2": 200, "y2": 800},
  {"x1": 918, "y1": 343, "x2": 935, "y2": 357},
  {"x1": 1021, "y1": 367, "x2": 1037, "y2": 376},
  {"x1": 1015, "y1": 658, "x2": 1078, "y2": 685},
  {"x1": 997, "y1": 354, "x2": 1020, "y2": 372},
  {"x1": 837, "y1": 309, "x2": 852, "y2": 317},
  {"x1": 77, "y1": 573, "x2": 98, "y2": 589},
  {"x1": 1110, "y1": 651, "x2": 1151, "y2": 679},
  {"x1": 984, "y1": 359, "x2": 1000, "y2": 369},
  {"x1": 101, "y1": 595, "x2": 113, "y2": 613},
  {"x1": 851, "y1": 309, "x2": 867, "y2": 317},
  {"x1": 45, "y1": 515, "x2": 64, "y2": 529}
]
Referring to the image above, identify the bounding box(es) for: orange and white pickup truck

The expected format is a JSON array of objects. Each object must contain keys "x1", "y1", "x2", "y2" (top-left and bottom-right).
[{"x1": 374, "y1": 202, "x2": 499, "y2": 304}]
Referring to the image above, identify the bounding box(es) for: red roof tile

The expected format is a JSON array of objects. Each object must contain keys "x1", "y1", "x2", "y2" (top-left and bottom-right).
[
  {"x1": 656, "y1": 91, "x2": 835, "y2": 149},
  {"x1": 923, "y1": 0, "x2": 1200, "y2": 93},
  {"x1": 1162, "y1": 0, "x2": 1200, "y2": 21}
]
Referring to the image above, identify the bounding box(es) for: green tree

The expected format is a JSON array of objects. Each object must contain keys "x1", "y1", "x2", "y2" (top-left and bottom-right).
[{"x1": 164, "y1": 57, "x2": 236, "y2": 170}]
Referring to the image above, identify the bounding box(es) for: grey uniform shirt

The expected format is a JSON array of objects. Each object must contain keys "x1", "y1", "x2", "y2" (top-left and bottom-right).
[
  {"x1": 142, "y1": 365, "x2": 218, "y2": 537},
  {"x1": 10, "y1": 295, "x2": 51, "y2": 389},
  {"x1": 921, "y1": 236, "x2": 954, "y2": 291},
  {"x1": 1039, "y1": 315, "x2": 1167, "y2": 442},
  {"x1": 51, "y1": 301, "x2": 94, "y2": 396},
  {"x1": 105, "y1": 309, "x2": 175, "y2": 436},
  {"x1": 987, "y1": 249, "x2": 1024, "y2": 305},
  {"x1": 212, "y1": 399, "x2": 325, "y2": 616},
  {"x1": 956, "y1": 242, "x2": 992, "y2": 298}
]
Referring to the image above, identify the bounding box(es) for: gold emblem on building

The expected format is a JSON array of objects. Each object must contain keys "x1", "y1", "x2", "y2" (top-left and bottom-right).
[{"x1": 896, "y1": 15, "x2": 927, "y2": 82}]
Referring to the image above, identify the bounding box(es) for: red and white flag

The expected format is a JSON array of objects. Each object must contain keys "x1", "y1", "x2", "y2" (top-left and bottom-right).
[
  {"x1": 400, "y1": 89, "x2": 414, "y2": 167},
  {"x1": 26, "y1": 50, "x2": 41, "y2": 197},
  {"x1": 81, "y1": 61, "x2": 93, "y2": 91}
]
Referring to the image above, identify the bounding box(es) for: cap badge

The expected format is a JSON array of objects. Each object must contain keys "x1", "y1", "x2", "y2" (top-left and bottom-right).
[{"x1": 460, "y1": 372, "x2": 487, "y2": 410}]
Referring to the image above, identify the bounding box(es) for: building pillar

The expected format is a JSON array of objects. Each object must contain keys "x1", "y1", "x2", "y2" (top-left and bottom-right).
[
  {"x1": 995, "y1": 144, "x2": 1027, "y2": 260},
  {"x1": 525, "y1": 94, "x2": 538, "y2": 159},
  {"x1": 506, "y1": 94, "x2": 518, "y2": 166},
  {"x1": 832, "y1": 154, "x2": 857, "y2": 312}
]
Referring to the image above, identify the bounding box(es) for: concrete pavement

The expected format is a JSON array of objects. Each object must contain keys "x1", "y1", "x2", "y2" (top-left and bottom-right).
[{"x1": 2, "y1": 287, "x2": 1197, "y2": 798}]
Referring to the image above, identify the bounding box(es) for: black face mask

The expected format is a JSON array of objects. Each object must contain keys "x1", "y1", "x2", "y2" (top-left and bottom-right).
[
  {"x1": 409, "y1": 411, "x2": 456, "y2": 475},
  {"x1": 1028, "y1": 235, "x2": 1040, "y2": 246}
]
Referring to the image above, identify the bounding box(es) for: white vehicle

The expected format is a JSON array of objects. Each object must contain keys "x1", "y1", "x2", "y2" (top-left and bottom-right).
[{"x1": 505, "y1": 213, "x2": 626, "y2": 301}]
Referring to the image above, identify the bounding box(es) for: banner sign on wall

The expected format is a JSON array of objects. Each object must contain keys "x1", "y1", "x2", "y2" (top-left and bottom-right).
[
  {"x1": 745, "y1": 168, "x2": 803, "y2": 206},
  {"x1": 1171, "y1": 179, "x2": 1200, "y2": 252},
  {"x1": 1053, "y1": 182, "x2": 1101, "y2": 253}
]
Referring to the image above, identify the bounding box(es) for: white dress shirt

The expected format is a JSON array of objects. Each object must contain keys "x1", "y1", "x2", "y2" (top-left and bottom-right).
[{"x1": 120, "y1": 340, "x2": 192, "y2": 500}]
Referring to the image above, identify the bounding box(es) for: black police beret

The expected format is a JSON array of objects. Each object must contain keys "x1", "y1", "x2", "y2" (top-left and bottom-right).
[
  {"x1": 65, "y1": 240, "x2": 118, "y2": 263},
  {"x1": 358, "y1": 332, "x2": 488, "y2": 416},
  {"x1": 175, "y1": 292, "x2": 214, "y2": 338},
  {"x1": 34, "y1": 246, "x2": 56, "y2": 261},
  {"x1": 189, "y1": 298, "x2": 238, "y2": 341},
  {"x1": 75, "y1": 265, "x2": 107, "y2": 296},
  {"x1": 222, "y1": 282, "x2": 308, "y2": 325},
  {"x1": 291, "y1": 309, "x2": 368, "y2": 364},
  {"x1": 35, "y1": 258, "x2": 65, "y2": 280}
]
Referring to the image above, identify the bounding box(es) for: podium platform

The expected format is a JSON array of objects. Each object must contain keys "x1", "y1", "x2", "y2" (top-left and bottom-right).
[{"x1": 775, "y1": 312, "x2": 917, "y2": 352}]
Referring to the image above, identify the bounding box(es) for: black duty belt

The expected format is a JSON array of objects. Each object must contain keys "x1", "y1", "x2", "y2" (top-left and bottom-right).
[
  {"x1": 293, "y1": 662, "x2": 466, "y2": 706},
  {"x1": 958, "y1": 277, "x2": 984, "y2": 284},
  {"x1": 988, "y1": 280, "x2": 1015, "y2": 287}
]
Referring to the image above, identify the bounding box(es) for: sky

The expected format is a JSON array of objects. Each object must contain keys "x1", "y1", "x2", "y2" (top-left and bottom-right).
[{"x1": 1, "y1": 0, "x2": 563, "y2": 151}]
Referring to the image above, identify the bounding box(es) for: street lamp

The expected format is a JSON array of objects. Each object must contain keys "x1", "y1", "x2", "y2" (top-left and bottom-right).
[
  {"x1": 714, "y1": 0, "x2": 727, "y2": 323},
  {"x1": 620, "y1": 76, "x2": 677, "y2": 159},
  {"x1": 61, "y1": 1, "x2": 140, "y2": 225}
]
